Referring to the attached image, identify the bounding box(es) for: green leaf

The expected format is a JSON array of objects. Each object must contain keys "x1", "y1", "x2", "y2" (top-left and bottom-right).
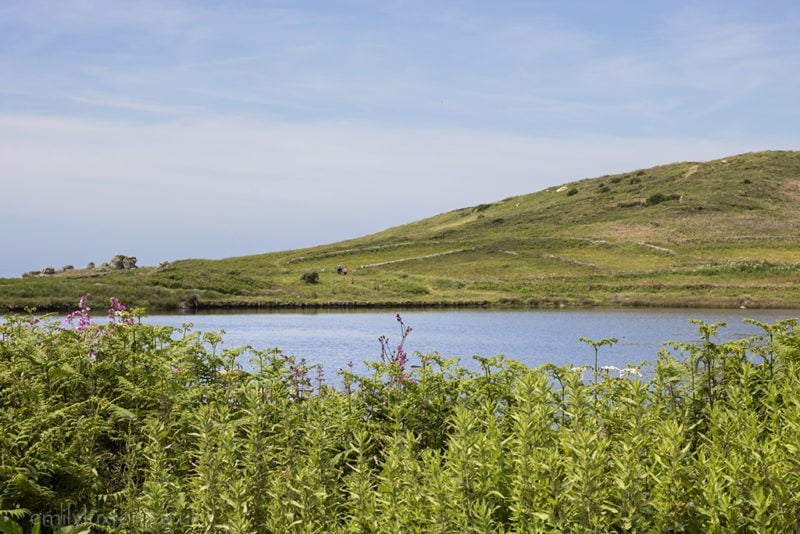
[{"x1": 0, "y1": 516, "x2": 23, "y2": 534}]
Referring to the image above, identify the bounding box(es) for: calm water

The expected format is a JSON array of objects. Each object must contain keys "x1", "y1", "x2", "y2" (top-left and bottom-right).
[{"x1": 142, "y1": 308, "x2": 800, "y2": 378}]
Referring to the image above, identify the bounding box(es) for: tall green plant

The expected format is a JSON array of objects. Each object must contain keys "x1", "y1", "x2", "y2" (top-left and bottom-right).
[{"x1": 4, "y1": 302, "x2": 800, "y2": 531}]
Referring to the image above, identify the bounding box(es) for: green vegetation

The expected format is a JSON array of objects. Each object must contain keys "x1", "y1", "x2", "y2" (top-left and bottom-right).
[
  {"x1": 2, "y1": 302, "x2": 800, "y2": 531},
  {"x1": 4, "y1": 150, "x2": 800, "y2": 311},
  {"x1": 645, "y1": 192, "x2": 682, "y2": 206},
  {"x1": 301, "y1": 270, "x2": 320, "y2": 284}
]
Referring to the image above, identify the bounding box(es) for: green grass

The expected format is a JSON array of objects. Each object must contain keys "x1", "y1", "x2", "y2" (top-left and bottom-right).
[{"x1": 4, "y1": 150, "x2": 800, "y2": 312}]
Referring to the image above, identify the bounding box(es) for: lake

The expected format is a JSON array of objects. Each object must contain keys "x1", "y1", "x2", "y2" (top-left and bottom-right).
[{"x1": 142, "y1": 308, "x2": 800, "y2": 379}]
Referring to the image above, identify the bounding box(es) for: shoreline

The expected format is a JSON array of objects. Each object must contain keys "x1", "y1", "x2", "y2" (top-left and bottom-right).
[{"x1": 5, "y1": 294, "x2": 799, "y2": 315}]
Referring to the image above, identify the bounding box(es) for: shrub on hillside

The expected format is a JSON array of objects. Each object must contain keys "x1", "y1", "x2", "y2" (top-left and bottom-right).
[
  {"x1": 646, "y1": 192, "x2": 681, "y2": 206},
  {"x1": 301, "y1": 270, "x2": 320, "y2": 284}
]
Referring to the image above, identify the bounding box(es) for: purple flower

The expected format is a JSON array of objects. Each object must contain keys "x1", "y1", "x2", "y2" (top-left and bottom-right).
[
  {"x1": 107, "y1": 296, "x2": 134, "y2": 324},
  {"x1": 64, "y1": 293, "x2": 93, "y2": 332}
]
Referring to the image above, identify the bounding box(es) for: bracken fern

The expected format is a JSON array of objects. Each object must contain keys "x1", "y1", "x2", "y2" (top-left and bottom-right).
[{"x1": 2, "y1": 303, "x2": 800, "y2": 532}]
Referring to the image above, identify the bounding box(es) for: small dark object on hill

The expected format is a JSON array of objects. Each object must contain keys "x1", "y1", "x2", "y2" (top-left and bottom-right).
[
  {"x1": 646, "y1": 192, "x2": 681, "y2": 206},
  {"x1": 302, "y1": 270, "x2": 320, "y2": 284}
]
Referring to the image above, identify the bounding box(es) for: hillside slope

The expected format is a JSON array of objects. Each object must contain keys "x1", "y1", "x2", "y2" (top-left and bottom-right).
[{"x1": 3, "y1": 150, "x2": 800, "y2": 311}]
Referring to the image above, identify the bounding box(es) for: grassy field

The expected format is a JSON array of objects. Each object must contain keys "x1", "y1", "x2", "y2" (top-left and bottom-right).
[{"x1": 3, "y1": 150, "x2": 800, "y2": 312}]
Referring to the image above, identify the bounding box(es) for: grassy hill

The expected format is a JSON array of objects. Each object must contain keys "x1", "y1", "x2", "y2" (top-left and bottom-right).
[{"x1": 4, "y1": 150, "x2": 800, "y2": 312}]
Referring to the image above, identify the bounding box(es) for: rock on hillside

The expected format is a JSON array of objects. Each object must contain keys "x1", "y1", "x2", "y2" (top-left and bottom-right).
[{"x1": 21, "y1": 254, "x2": 138, "y2": 277}]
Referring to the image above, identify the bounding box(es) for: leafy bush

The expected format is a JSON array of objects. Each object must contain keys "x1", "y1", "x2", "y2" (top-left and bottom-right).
[
  {"x1": 566, "y1": 187, "x2": 578, "y2": 196},
  {"x1": 2, "y1": 299, "x2": 800, "y2": 532},
  {"x1": 301, "y1": 270, "x2": 320, "y2": 284},
  {"x1": 646, "y1": 192, "x2": 681, "y2": 206}
]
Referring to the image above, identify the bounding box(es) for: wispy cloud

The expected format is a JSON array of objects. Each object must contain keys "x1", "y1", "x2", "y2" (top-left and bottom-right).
[
  {"x1": 69, "y1": 93, "x2": 202, "y2": 115},
  {"x1": 661, "y1": 5, "x2": 800, "y2": 96}
]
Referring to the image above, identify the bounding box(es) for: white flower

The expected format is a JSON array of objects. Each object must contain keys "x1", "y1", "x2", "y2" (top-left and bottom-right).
[{"x1": 619, "y1": 367, "x2": 642, "y2": 378}]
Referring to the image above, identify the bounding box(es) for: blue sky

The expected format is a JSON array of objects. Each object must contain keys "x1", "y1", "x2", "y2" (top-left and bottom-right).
[{"x1": 2, "y1": 1, "x2": 799, "y2": 278}]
